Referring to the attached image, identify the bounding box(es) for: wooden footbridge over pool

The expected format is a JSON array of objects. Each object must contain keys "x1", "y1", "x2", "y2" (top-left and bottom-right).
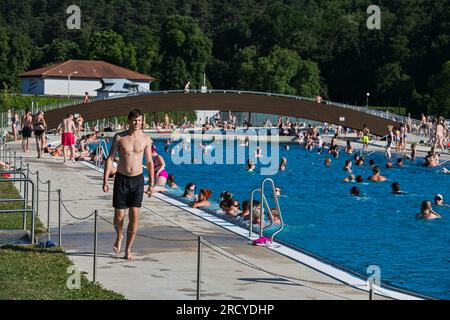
[{"x1": 43, "y1": 90, "x2": 405, "y2": 136}]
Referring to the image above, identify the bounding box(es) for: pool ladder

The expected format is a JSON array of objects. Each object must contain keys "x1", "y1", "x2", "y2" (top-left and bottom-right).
[{"x1": 249, "y1": 178, "x2": 284, "y2": 243}]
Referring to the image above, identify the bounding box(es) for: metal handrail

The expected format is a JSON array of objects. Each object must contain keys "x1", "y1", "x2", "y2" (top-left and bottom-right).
[
  {"x1": 261, "y1": 178, "x2": 284, "y2": 242},
  {"x1": 0, "y1": 177, "x2": 36, "y2": 244},
  {"x1": 248, "y1": 189, "x2": 275, "y2": 240},
  {"x1": 249, "y1": 178, "x2": 284, "y2": 243}
]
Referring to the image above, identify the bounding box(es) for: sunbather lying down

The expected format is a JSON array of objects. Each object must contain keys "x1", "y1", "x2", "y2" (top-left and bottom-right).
[{"x1": 0, "y1": 160, "x2": 12, "y2": 171}]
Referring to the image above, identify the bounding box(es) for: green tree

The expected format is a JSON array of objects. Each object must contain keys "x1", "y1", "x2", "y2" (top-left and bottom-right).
[
  {"x1": 87, "y1": 30, "x2": 137, "y2": 70},
  {"x1": 429, "y1": 61, "x2": 450, "y2": 117},
  {"x1": 256, "y1": 46, "x2": 301, "y2": 94},
  {"x1": 39, "y1": 39, "x2": 81, "y2": 64},
  {"x1": 233, "y1": 45, "x2": 323, "y2": 96},
  {"x1": 159, "y1": 15, "x2": 212, "y2": 89}
]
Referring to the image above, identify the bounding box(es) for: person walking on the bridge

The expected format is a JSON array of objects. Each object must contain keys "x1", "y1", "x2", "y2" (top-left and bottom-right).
[
  {"x1": 184, "y1": 81, "x2": 190, "y2": 93},
  {"x1": 103, "y1": 109, "x2": 155, "y2": 261},
  {"x1": 83, "y1": 92, "x2": 90, "y2": 103}
]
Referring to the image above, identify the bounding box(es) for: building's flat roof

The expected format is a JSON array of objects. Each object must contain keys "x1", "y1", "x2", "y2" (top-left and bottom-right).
[{"x1": 19, "y1": 60, "x2": 155, "y2": 82}]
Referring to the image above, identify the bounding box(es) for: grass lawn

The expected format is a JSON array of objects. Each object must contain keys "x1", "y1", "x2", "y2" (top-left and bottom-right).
[
  {"x1": 0, "y1": 179, "x2": 125, "y2": 300},
  {"x1": 0, "y1": 245, "x2": 124, "y2": 300}
]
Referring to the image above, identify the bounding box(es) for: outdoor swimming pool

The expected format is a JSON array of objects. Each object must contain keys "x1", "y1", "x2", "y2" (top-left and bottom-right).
[{"x1": 108, "y1": 138, "x2": 449, "y2": 299}]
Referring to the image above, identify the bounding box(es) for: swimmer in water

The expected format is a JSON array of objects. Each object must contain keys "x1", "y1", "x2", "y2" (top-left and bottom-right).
[
  {"x1": 182, "y1": 182, "x2": 196, "y2": 198},
  {"x1": 391, "y1": 182, "x2": 406, "y2": 194},
  {"x1": 397, "y1": 158, "x2": 404, "y2": 167},
  {"x1": 343, "y1": 174, "x2": 355, "y2": 182},
  {"x1": 275, "y1": 187, "x2": 282, "y2": 197},
  {"x1": 386, "y1": 161, "x2": 393, "y2": 169},
  {"x1": 167, "y1": 174, "x2": 178, "y2": 188},
  {"x1": 255, "y1": 146, "x2": 263, "y2": 158},
  {"x1": 324, "y1": 158, "x2": 331, "y2": 166},
  {"x1": 280, "y1": 157, "x2": 287, "y2": 171},
  {"x1": 356, "y1": 175, "x2": 364, "y2": 183},
  {"x1": 247, "y1": 159, "x2": 256, "y2": 172},
  {"x1": 343, "y1": 160, "x2": 352, "y2": 173},
  {"x1": 350, "y1": 186, "x2": 360, "y2": 196},
  {"x1": 416, "y1": 200, "x2": 441, "y2": 219},
  {"x1": 369, "y1": 159, "x2": 375, "y2": 167},
  {"x1": 434, "y1": 194, "x2": 449, "y2": 207},
  {"x1": 285, "y1": 144, "x2": 290, "y2": 151},
  {"x1": 368, "y1": 166, "x2": 387, "y2": 182},
  {"x1": 345, "y1": 140, "x2": 353, "y2": 154}
]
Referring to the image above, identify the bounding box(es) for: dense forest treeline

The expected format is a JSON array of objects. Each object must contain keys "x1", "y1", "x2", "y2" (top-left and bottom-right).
[{"x1": 0, "y1": 0, "x2": 449, "y2": 117}]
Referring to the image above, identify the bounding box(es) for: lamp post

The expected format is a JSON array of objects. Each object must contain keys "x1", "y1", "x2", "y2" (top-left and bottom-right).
[
  {"x1": 68, "y1": 71, "x2": 78, "y2": 99},
  {"x1": 366, "y1": 92, "x2": 370, "y2": 108}
]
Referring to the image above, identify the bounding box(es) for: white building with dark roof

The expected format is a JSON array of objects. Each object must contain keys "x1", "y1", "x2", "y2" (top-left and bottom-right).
[
  {"x1": 96, "y1": 78, "x2": 150, "y2": 99},
  {"x1": 19, "y1": 60, "x2": 155, "y2": 98}
]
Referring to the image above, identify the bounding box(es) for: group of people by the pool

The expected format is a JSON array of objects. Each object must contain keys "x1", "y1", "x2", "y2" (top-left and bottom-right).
[{"x1": 174, "y1": 183, "x2": 282, "y2": 228}]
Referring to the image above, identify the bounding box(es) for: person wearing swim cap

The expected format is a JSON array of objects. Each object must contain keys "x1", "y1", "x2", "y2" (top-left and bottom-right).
[{"x1": 434, "y1": 194, "x2": 449, "y2": 207}]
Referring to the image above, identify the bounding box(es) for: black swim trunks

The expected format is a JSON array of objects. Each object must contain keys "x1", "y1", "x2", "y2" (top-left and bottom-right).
[
  {"x1": 22, "y1": 127, "x2": 32, "y2": 138},
  {"x1": 34, "y1": 130, "x2": 45, "y2": 137},
  {"x1": 113, "y1": 172, "x2": 144, "y2": 209}
]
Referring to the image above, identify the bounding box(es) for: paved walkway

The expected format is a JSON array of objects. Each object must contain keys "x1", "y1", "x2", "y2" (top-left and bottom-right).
[{"x1": 4, "y1": 135, "x2": 439, "y2": 300}]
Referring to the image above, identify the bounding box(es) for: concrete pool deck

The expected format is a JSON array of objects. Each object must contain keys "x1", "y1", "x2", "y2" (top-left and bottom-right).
[{"x1": 2, "y1": 134, "x2": 446, "y2": 300}]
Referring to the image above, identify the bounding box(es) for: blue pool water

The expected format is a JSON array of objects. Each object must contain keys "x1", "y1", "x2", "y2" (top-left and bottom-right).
[{"x1": 107, "y1": 138, "x2": 450, "y2": 299}]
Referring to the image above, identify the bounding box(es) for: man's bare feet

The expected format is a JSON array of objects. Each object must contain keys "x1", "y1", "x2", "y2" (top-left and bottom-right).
[
  {"x1": 113, "y1": 236, "x2": 123, "y2": 253},
  {"x1": 124, "y1": 251, "x2": 133, "y2": 260}
]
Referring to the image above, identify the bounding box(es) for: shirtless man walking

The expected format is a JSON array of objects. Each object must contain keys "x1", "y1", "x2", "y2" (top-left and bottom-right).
[
  {"x1": 21, "y1": 109, "x2": 33, "y2": 153},
  {"x1": 103, "y1": 109, "x2": 155, "y2": 260},
  {"x1": 57, "y1": 114, "x2": 77, "y2": 162}
]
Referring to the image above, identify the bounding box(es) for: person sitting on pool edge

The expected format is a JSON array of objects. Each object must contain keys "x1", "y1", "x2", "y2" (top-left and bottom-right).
[
  {"x1": 189, "y1": 189, "x2": 213, "y2": 208},
  {"x1": 416, "y1": 201, "x2": 441, "y2": 220},
  {"x1": 368, "y1": 166, "x2": 387, "y2": 182}
]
